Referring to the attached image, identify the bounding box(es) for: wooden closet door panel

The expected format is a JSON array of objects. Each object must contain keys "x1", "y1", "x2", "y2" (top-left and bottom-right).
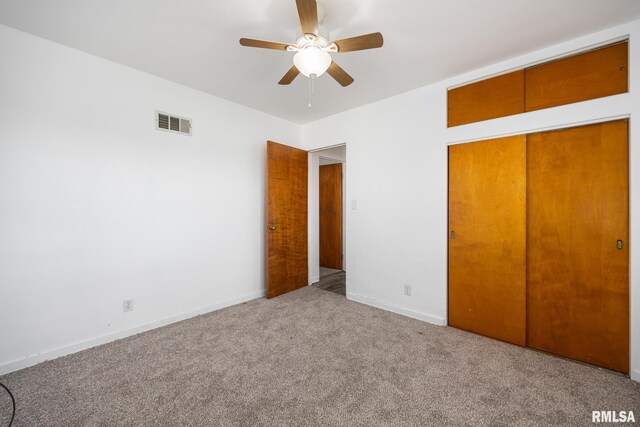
[
  {"x1": 448, "y1": 70, "x2": 525, "y2": 127},
  {"x1": 527, "y1": 120, "x2": 629, "y2": 372},
  {"x1": 525, "y1": 42, "x2": 628, "y2": 112},
  {"x1": 448, "y1": 135, "x2": 527, "y2": 346}
]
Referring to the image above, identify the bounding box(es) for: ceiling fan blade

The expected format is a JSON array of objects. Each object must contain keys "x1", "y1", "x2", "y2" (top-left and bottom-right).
[
  {"x1": 278, "y1": 65, "x2": 300, "y2": 85},
  {"x1": 296, "y1": 0, "x2": 318, "y2": 35},
  {"x1": 239, "y1": 38, "x2": 291, "y2": 51},
  {"x1": 332, "y1": 32, "x2": 384, "y2": 53},
  {"x1": 326, "y1": 61, "x2": 354, "y2": 87}
]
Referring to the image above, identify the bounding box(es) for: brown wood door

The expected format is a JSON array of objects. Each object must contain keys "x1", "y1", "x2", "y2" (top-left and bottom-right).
[
  {"x1": 527, "y1": 120, "x2": 629, "y2": 372},
  {"x1": 448, "y1": 70, "x2": 524, "y2": 127},
  {"x1": 525, "y1": 42, "x2": 628, "y2": 112},
  {"x1": 448, "y1": 135, "x2": 527, "y2": 346},
  {"x1": 319, "y1": 163, "x2": 342, "y2": 269},
  {"x1": 266, "y1": 141, "x2": 308, "y2": 299}
]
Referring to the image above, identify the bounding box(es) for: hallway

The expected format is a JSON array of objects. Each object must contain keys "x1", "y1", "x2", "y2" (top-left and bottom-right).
[{"x1": 314, "y1": 270, "x2": 346, "y2": 296}]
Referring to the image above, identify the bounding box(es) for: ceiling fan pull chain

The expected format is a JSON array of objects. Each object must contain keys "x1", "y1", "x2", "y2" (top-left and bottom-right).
[{"x1": 308, "y1": 74, "x2": 316, "y2": 109}]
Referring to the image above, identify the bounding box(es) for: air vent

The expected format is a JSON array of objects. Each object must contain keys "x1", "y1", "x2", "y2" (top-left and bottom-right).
[
  {"x1": 179, "y1": 118, "x2": 191, "y2": 134},
  {"x1": 156, "y1": 111, "x2": 192, "y2": 136}
]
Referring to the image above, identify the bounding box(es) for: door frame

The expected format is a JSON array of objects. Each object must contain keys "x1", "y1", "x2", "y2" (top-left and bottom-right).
[{"x1": 307, "y1": 143, "x2": 347, "y2": 287}]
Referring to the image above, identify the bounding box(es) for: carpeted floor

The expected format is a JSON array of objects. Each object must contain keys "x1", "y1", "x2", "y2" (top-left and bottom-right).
[{"x1": 0, "y1": 286, "x2": 638, "y2": 426}]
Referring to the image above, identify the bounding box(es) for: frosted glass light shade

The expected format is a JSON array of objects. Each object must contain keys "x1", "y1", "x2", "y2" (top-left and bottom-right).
[{"x1": 293, "y1": 46, "x2": 331, "y2": 77}]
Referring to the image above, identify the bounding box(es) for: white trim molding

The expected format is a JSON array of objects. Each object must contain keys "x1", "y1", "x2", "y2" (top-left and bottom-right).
[
  {"x1": 346, "y1": 292, "x2": 446, "y2": 326},
  {"x1": 0, "y1": 290, "x2": 265, "y2": 376}
]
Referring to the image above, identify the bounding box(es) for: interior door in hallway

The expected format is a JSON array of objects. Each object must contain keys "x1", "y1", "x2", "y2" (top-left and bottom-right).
[
  {"x1": 527, "y1": 120, "x2": 629, "y2": 373},
  {"x1": 448, "y1": 135, "x2": 527, "y2": 346},
  {"x1": 266, "y1": 141, "x2": 308, "y2": 298},
  {"x1": 319, "y1": 163, "x2": 342, "y2": 269}
]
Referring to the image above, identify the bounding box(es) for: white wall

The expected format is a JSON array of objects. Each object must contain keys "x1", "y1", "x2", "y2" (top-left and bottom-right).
[
  {"x1": 317, "y1": 146, "x2": 346, "y2": 163},
  {"x1": 302, "y1": 19, "x2": 640, "y2": 381},
  {"x1": 308, "y1": 152, "x2": 320, "y2": 284},
  {"x1": 0, "y1": 25, "x2": 301, "y2": 374}
]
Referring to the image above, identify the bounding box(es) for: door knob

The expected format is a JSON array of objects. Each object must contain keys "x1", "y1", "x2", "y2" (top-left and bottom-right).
[
  {"x1": 617, "y1": 239, "x2": 623, "y2": 250},
  {"x1": 450, "y1": 230, "x2": 456, "y2": 239},
  {"x1": 268, "y1": 225, "x2": 277, "y2": 231}
]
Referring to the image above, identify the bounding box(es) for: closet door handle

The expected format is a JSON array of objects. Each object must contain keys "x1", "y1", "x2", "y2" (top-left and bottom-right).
[
  {"x1": 617, "y1": 239, "x2": 623, "y2": 250},
  {"x1": 450, "y1": 230, "x2": 456, "y2": 239}
]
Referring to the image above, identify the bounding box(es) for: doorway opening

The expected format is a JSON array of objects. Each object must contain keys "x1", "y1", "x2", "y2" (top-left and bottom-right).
[{"x1": 309, "y1": 144, "x2": 346, "y2": 296}]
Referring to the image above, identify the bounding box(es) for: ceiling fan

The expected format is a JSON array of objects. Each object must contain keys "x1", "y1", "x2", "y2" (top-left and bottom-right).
[{"x1": 239, "y1": 0, "x2": 384, "y2": 87}]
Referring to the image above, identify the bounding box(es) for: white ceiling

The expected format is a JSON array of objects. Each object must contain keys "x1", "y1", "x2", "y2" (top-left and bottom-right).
[{"x1": 2, "y1": 0, "x2": 640, "y2": 124}]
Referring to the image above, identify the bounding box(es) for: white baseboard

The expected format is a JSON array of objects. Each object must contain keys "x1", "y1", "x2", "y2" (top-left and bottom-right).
[
  {"x1": 0, "y1": 290, "x2": 265, "y2": 376},
  {"x1": 346, "y1": 292, "x2": 446, "y2": 326},
  {"x1": 631, "y1": 369, "x2": 640, "y2": 382}
]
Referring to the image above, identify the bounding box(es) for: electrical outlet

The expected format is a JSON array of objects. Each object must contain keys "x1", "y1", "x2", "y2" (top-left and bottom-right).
[
  {"x1": 404, "y1": 285, "x2": 412, "y2": 296},
  {"x1": 123, "y1": 299, "x2": 134, "y2": 312}
]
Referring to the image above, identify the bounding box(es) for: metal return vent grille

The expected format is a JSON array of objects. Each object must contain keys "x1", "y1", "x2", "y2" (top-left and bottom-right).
[{"x1": 156, "y1": 111, "x2": 192, "y2": 136}]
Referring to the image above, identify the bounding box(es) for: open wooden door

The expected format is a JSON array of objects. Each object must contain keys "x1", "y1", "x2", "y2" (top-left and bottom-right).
[
  {"x1": 266, "y1": 141, "x2": 308, "y2": 298},
  {"x1": 319, "y1": 163, "x2": 342, "y2": 270}
]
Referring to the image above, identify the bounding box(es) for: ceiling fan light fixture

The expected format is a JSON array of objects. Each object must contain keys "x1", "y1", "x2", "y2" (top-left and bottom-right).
[
  {"x1": 293, "y1": 46, "x2": 332, "y2": 77},
  {"x1": 239, "y1": 0, "x2": 384, "y2": 88}
]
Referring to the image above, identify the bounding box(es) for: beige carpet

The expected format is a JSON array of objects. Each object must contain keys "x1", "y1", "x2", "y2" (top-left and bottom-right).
[{"x1": 0, "y1": 286, "x2": 638, "y2": 426}]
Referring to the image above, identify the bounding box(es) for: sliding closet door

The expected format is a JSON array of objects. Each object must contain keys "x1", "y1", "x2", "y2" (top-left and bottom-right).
[
  {"x1": 449, "y1": 136, "x2": 527, "y2": 346},
  {"x1": 527, "y1": 120, "x2": 629, "y2": 372}
]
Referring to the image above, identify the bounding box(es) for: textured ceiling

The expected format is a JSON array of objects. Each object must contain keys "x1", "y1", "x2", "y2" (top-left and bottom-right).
[{"x1": 2, "y1": 0, "x2": 640, "y2": 123}]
